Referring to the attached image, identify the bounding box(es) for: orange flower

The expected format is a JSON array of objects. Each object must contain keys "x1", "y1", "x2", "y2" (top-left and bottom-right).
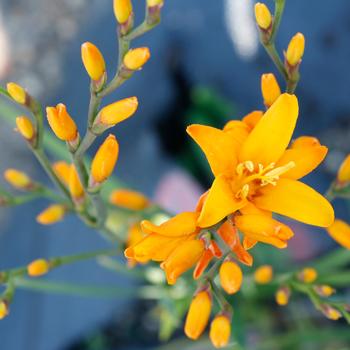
[
  {"x1": 113, "y1": 0, "x2": 133, "y2": 24},
  {"x1": 27, "y1": 259, "x2": 50, "y2": 277},
  {"x1": 285, "y1": 33, "x2": 305, "y2": 66},
  {"x1": 298, "y1": 267, "x2": 317, "y2": 283},
  {"x1": 36, "y1": 204, "x2": 66, "y2": 225},
  {"x1": 4, "y1": 169, "x2": 33, "y2": 190},
  {"x1": 125, "y1": 223, "x2": 146, "y2": 267},
  {"x1": 261, "y1": 73, "x2": 281, "y2": 108},
  {"x1": 69, "y1": 164, "x2": 84, "y2": 200},
  {"x1": 209, "y1": 314, "x2": 231, "y2": 348},
  {"x1": 7, "y1": 82, "x2": 26, "y2": 104},
  {"x1": 53, "y1": 161, "x2": 71, "y2": 186},
  {"x1": 326, "y1": 219, "x2": 350, "y2": 249},
  {"x1": 254, "y1": 3, "x2": 272, "y2": 30},
  {"x1": 219, "y1": 260, "x2": 243, "y2": 294},
  {"x1": 81, "y1": 42, "x2": 106, "y2": 82},
  {"x1": 110, "y1": 189, "x2": 149, "y2": 210},
  {"x1": 254, "y1": 265, "x2": 273, "y2": 284},
  {"x1": 123, "y1": 47, "x2": 151, "y2": 70},
  {"x1": 187, "y1": 94, "x2": 333, "y2": 242}
]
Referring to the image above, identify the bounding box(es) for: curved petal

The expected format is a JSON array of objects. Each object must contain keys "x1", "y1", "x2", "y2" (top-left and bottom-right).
[
  {"x1": 326, "y1": 219, "x2": 350, "y2": 249},
  {"x1": 198, "y1": 175, "x2": 245, "y2": 228},
  {"x1": 187, "y1": 124, "x2": 238, "y2": 176},
  {"x1": 239, "y1": 94, "x2": 299, "y2": 165},
  {"x1": 242, "y1": 110, "x2": 263, "y2": 130},
  {"x1": 240, "y1": 202, "x2": 272, "y2": 217},
  {"x1": 254, "y1": 178, "x2": 334, "y2": 227}
]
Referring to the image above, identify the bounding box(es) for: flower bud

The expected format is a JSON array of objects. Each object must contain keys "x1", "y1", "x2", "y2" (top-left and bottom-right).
[
  {"x1": 123, "y1": 47, "x2": 151, "y2": 70},
  {"x1": 91, "y1": 134, "x2": 119, "y2": 184},
  {"x1": 53, "y1": 161, "x2": 71, "y2": 186},
  {"x1": 314, "y1": 285, "x2": 336, "y2": 298},
  {"x1": 69, "y1": 164, "x2": 84, "y2": 200},
  {"x1": 7, "y1": 82, "x2": 26, "y2": 104},
  {"x1": 209, "y1": 314, "x2": 231, "y2": 349},
  {"x1": 219, "y1": 260, "x2": 243, "y2": 294},
  {"x1": 337, "y1": 154, "x2": 350, "y2": 184},
  {"x1": 27, "y1": 259, "x2": 50, "y2": 277},
  {"x1": 285, "y1": 33, "x2": 305, "y2": 66},
  {"x1": 4, "y1": 169, "x2": 32, "y2": 190},
  {"x1": 254, "y1": 3, "x2": 272, "y2": 30},
  {"x1": 36, "y1": 204, "x2": 66, "y2": 225},
  {"x1": 261, "y1": 73, "x2": 281, "y2": 108},
  {"x1": 254, "y1": 265, "x2": 273, "y2": 284},
  {"x1": 298, "y1": 267, "x2": 317, "y2": 283},
  {"x1": 113, "y1": 0, "x2": 133, "y2": 24},
  {"x1": 0, "y1": 300, "x2": 9, "y2": 320},
  {"x1": 126, "y1": 223, "x2": 146, "y2": 267},
  {"x1": 184, "y1": 290, "x2": 211, "y2": 340},
  {"x1": 16, "y1": 116, "x2": 35, "y2": 140},
  {"x1": 46, "y1": 104, "x2": 78, "y2": 142},
  {"x1": 326, "y1": 219, "x2": 350, "y2": 249},
  {"x1": 147, "y1": 0, "x2": 163, "y2": 6},
  {"x1": 321, "y1": 305, "x2": 342, "y2": 321},
  {"x1": 81, "y1": 42, "x2": 106, "y2": 82},
  {"x1": 110, "y1": 189, "x2": 149, "y2": 210},
  {"x1": 275, "y1": 286, "x2": 290, "y2": 306}
]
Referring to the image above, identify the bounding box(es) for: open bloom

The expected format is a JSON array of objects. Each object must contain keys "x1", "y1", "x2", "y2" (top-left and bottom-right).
[{"x1": 187, "y1": 94, "x2": 333, "y2": 248}]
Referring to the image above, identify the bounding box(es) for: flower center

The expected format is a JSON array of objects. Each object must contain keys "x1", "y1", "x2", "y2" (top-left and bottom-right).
[{"x1": 234, "y1": 160, "x2": 295, "y2": 200}]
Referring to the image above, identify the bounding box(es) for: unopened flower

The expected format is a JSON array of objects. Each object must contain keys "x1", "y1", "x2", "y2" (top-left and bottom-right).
[
  {"x1": 298, "y1": 267, "x2": 318, "y2": 283},
  {"x1": 53, "y1": 161, "x2": 71, "y2": 186},
  {"x1": 337, "y1": 154, "x2": 350, "y2": 184},
  {"x1": 209, "y1": 314, "x2": 231, "y2": 349},
  {"x1": 261, "y1": 73, "x2": 281, "y2": 108},
  {"x1": 285, "y1": 33, "x2": 305, "y2": 66},
  {"x1": 254, "y1": 265, "x2": 273, "y2": 284},
  {"x1": 69, "y1": 164, "x2": 84, "y2": 200},
  {"x1": 46, "y1": 104, "x2": 79, "y2": 142},
  {"x1": 275, "y1": 286, "x2": 290, "y2": 306},
  {"x1": 27, "y1": 259, "x2": 50, "y2": 277},
  {"x1": 7, "y1": 82, "x2": 26, "y2": 104},
  {"x1": 147, "y1": 0, "x2": 163, "y2": 6},
  {"x1": 314, "y1": 285, "x2": 336, "y2": 298},
  {"x1": 81, "y1": 42, "x2": 106, "y2": 82},
  {"x1": 16, "y1": 116, "x2": 35, "y2": 140},
  {"x1": 0, "y1": 301, "x2": 9, "y2": 320},
  {"x1": 110, "y1": 189, "x2": 149, "y2": 210},
  {"x1": 326, "y1": 219, "x2": 350, "y2": 249},
  {"x1": 219, "y1": 260, "x2": 243, "y2": 294},
  {"x1": 90, "y1": 134, "x2": 119, "y2": 184},
  {"x1": 113, "y1": 0, "x2": 133, "y2": 24},
  {"x1": 254, "y1": 3, "x2": 272, "y2": 30},
  {"x1": 4, "y1": 169, "x2": 33, "y2": 190},
  {"x1": 184, "y1": 290, "x2": 212, "y2": 340},
  {"x1": 36, "y1": 204, "x2": 66, "y2": 225},
  {"x1": 124, "y1": 47, "x2": 151, "y2": 70},
  {"x1": 321, "y1": 305, "x2": 342, "y2": 321}
]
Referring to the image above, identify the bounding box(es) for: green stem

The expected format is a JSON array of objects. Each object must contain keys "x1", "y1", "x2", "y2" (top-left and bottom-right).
[
  {"x1": 313, "y1": 248, "x2": 350, "y2": 273},
  {"x1": 264, "y1": 43, "x2": 288, "y2": 80},
  {"x1": 271, "y1": 0, "x2": 286, "y2": 42}
]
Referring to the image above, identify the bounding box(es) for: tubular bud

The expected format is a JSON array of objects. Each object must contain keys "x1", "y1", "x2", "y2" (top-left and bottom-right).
[
  {"x1": 53, "y1": 161, "x2": 71, "y2": 186},
  {"x1": 219, "y1": 260, "x2": 243, "y2": 294},
  {"x1": 337, "y1": 154, "x2": 350, "y2": 184},
  {"x1": 321, "y1": 305, "x2": 342, "y2": 321},
  {"x1": 0, "y1": 300, "x2": 9, "y2": 320},
  {"x1": 275, "y1": 286, "x2": 290, "y2": 306},
  {"x1": 314, "y1": 285, "x2": 336, "y2": 298},
  {"x1": 36, "y1": 204, "x2": 66, "y2": 225},
  {"x1": 16, "y1": 116, "x2": 35, "y2": 141},
  {"x1": 7, "y1": 82, "x2": 26, "y2": 104},
  {"x1": 254, "y1": 265, "x2": 273, "y2": 284},
  {"x1": 27, "y1": 259, "x2": 50, "y2": 277},
  {"x1": 4, "y1": 169, "x2": 33, "y2": 190},
  {"x1": 254, "y1": 3, "x2": 272, "y2": 30},
  {"x1": 123, "y1": 47, "x2": 151, "y2": 71},
  {"x1": 110, "y1": 189, "x2": 149, "y2": 210},
  {"x1": 285, "y1": 33, "x2": 305, "y2": 66},
  {"x1": 298, "y1": 267, "x2": 317, "y2": 283},
  {"x1": 113, "y1": 0, "x2": 133, "y2": 24},
  {"x1": 209, "y1": 314, "x2": 231, "y2": 349},
  {"x1": 261, "y1": 73, "x2": 281, "y2": 108},
  {"x1": 69, "y1": 164, "x2": 84, "y2": 200},
  {"x1": 184, "y1": 290, "x2": 212, "y2": 340},
  {"x1": 326, "y1": 219, "x2": 350, "y2": 249},
  {"x1": 81, "y1": 42, "x2": 106, "y2": 83},
  {"x1": 46, "y1": 104, "x2": 79, "y2": 142},
  {"x1": 90, "y1": 134, "x2": 119, "y2": 184}
]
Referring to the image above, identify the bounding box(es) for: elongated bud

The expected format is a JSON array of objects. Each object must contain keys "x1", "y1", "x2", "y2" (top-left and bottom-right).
[
  {"x1": 7, "y1": 82, "x2": 26, "y2": 104},
  {"x1": 114, "y1": 0, "x2": 133, "y2": 24},
  {"x1": 209, "y1": 314, "x2": 231, "y2": 349},
  {"x1": 321, "y1": 305, "x2": 342, "y2": 320},
  {"x1": 81, "y1": 42, "x2": 106, "y2": 86},
  {"x1": 184, "y1": 290, "x2": 212, "y2": 340},
  {"x1": 275, "y1": 286, "x2": 290, "y2": 306},
  {"x1": 285, "y1": 33, "x2": 305, "y2": 66},
  {"x1": 337, "y1": 154, "x2": 350, "y2": 184},
  {"x1": 254, "y1": 265, "x2": 273, "y2": 284},
  {"x1": 16, "y1": 116, "x2": 35, "y2": 141},
  {"x1": 298, "y1": 267, "x2": 317, "y2": 283},
  {"x1": 219, "y1": 260, "x2": 243, "y2": 294},
  {"x1": 69, "y1": 164, "x2": 84, "y2": 201},
  {"x1": 53, "y1": 161, "x2": 71, "y2": 186},
  {"x1": 314, "y1": 285, "x2": 336, "y2": 298},
  {"x1": 124, "y1": 47, "x2": 151, "y2": 71},
  {"x1": 4, "y1": 169, "x2": 33, "y2": 190},
  {"x1": 0, "y1": 300, "x2": 9, "y2": 320},
  {"x1": 326, "y1": 219, "x2": 350, "y2": 249},
  {"x1": 110, "y1": 189, "x2": 149, "y2": 210},
  {"x1": 261, "y1": 73, "x2": 281, "y2": 108},
  {"x1": 46, "y1": 104, "x2": 79, "y2": 143},
  {"x1": 27, "y1": 259, "x2": 50, "y2": 277},
  {"x1": 36, "y1": 204, "x2": 66, "y2": 225},
  {"x1": 254, "y1": 3, "x2": 272, "y2": 30},
  {"x1": 90, "y1": 134, "x2": 119, "y2": 185}
]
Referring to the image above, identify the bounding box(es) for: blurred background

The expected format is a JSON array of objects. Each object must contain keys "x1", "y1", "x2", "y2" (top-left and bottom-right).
[{"x1": 0, "y1": 0, "x2": 350, "y2": 349}]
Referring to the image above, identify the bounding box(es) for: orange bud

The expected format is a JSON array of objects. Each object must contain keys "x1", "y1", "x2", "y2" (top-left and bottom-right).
[
  {"x1": 36, "y1": 204, "x2": 65, "y2": 225},
  {"x1": 147, "y1": 0, "x2": 163, "y2": 6},
  {"x1": 124, "y1": 47, "x2": 151, "y2": 70},
  {"x1": 337, "y1": 154, "x2": 350, "y2": 184},
  {"x1": 46, "y1": 104, "x2": 78, "y2": 141},
  {"x1": 298, "y1": 267, "x2": 317, "y2": 283},
  {"x1": 209, "y1": 314, "x2": 231, "y2": 349},
  {"x1": 16, "y1": 116, "x2": 34, "y2": 140},
  {"x1": 91, "y1": 134, "x2": 119, "y2": 184},
  {"x1": 7, "y1": 82, "x2": 26, "y2": 104},
  {"x1": 275, "y1": 286, "x2": 290, "y2": 306},
  {"x1": 321, "y1": 304, "x2": 342, "y2": 320},
  {"x1": 113, "y1": 0, "x2": 133, "y2": 24},
  {"x1": 27, "y1": 259, "x2": 50, "y2": 277},
  {"x1": 81, "y1": 42, "x2": 106, "y2": 81},
  {"x1": 69, "y1": 164, "x2": 84, "y2": 200},
  {"x1": 53, "y1": 161, "x2": 71, "y2": 186},
  {"x1": 286, "y1": 33, "x2": 305, "y2": 66},
  {"x1": 254, "y1": 265, "x2": 273, "y2": 284},
  {"x1": 99, "y1": 97, "x2": 138, "y2": 126},
  {"x1": 219, "y1": 260, "x2": 243, "y2": 294},
  {"x1": 110, "y1": 189, "x2": 149, "y2": 210},
  {"x1": 326, "y1": 219, "x2": 350, "y2": 249},
  {"x1": 0, "y1": 301, "x2": 9, "y2": 320},
  {"x1": 4, "y1": 169, "x2": 32, "y2": 190},
  {"x1": 184, "y1": 290, "x2": 211, "y2": 340},
  {"x1": 314, "y1": 285, "x2": 336, "y2": 298},
  {"x1": 261, "y1": 73, "x2": 281, "y2": 108},
  {"x1": 193, "y1": 249, "x2": 214, "y2": 280},
  {"x1": 254, "y1": 3, "x2": 272, "y2": 30}
]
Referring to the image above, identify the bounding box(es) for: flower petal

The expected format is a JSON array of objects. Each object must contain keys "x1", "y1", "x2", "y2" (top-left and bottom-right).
[
  {"x1": 326, "y1": 219, "x2": 350, "y2": 249},
  {"x1": 239, "y1": 94, "x2": 299, "y2": 165},
  {"x1": 242, "y1": 110, "x2": 263, "y2": 130},
  {"x1": 254, "y1": 178, "x2": 334, "y2": 227},
  {"x1": 198, "y1": 175, "x2": 245, "y2": 228}
]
